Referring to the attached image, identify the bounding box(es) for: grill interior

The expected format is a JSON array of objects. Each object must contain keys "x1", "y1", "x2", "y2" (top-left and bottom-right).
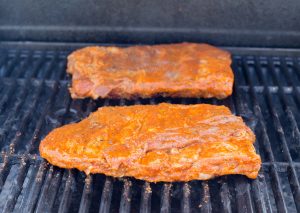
[{"x1": 0, "y1": 43, "x2": 300, "y2": 212}]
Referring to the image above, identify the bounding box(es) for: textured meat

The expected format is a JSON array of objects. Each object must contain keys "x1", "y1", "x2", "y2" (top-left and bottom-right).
[
  {"x1": 40, "y1": 103, "x2": 261, "y2": 182},
  {"x1": 67, "y1": 43, "x2": 234, "y2": 99}
]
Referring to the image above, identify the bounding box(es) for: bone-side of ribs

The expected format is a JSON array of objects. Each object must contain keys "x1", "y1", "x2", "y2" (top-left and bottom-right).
[
  {"x1": 39, "y1": 103, "x2": 261, "y2": 182},
  {"x1": 67, "y1": 43, "x2": 234, "y2": 99}
]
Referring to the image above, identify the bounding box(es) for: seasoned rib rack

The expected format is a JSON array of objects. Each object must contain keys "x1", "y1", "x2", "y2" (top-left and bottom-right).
[
  {"x1": 67, "y1": 43, "x2": 233, "y2": 99},
  {"x1": 40, "y1": 103, "x2": 261, "y2": 182}
]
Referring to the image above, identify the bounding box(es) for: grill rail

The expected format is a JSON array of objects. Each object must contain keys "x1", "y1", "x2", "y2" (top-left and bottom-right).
[{"x1": 0, "y1": 43, "x2": 300, "y2": 212}]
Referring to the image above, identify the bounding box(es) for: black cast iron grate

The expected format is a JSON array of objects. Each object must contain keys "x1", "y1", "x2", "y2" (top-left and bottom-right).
[{"x1": 0, "y1": 43, "x2": 300, "y2": 213}]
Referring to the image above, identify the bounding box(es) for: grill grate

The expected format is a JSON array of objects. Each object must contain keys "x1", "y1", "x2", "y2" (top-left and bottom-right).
[{"x1": 0, "y1": 44, "x2": 300, "y2": 212}]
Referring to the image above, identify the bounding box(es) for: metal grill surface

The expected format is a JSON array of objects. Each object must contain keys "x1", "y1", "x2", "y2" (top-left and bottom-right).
[{"x1": 0, "y1": 43, "x2": 300, "y2": 213}]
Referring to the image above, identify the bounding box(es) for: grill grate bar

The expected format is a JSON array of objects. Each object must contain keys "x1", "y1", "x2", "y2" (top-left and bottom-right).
[
  {"x1": 0, "y1": 51, "x2": 8, "y2": 75},
  {"x1": 160, "y1": 183, "x2": 172, "y2": 213},
  {"x1": 257, "y1": 57, "x2": 299, "y2": 162},
  {"x1": 251, "y1": 176, "x2": 271, "y2": 213},
  {"x1": 25, "y1": 82, "x2": 59, "y2": 154},
  {"x1": 0, "y1": 80, "x2": 32, "y2": 151},
  {"x1": 0, "y1": 155, "x2": 9, "y2": 193},
  {"x1": 35, "y1": 166, "x2": 63, "y2": 212},
  {"x1": 0, "y1": 82, "x2": 18, "y2": 113},
  {"x1": 119, "y1": 179, "x2": 132, "y2": 213},
  {"x1": 0, "y1": 80, "x2": 25, "y2": 115},
  {"x1": 39, "y1": 53, "x2": 58, "y2": 80},
  {"x1": 181, "y1": 183, "x2": 191, "y2": 213},
  {"x1": 199, "y1": 181, "x2": 212, "y2": 213},
  {"x1": 235, "y1": 177, "x2": 254, "y2": 213},
  {"x1": 13, "y1": 161, "x2": 37, "y2": 212},
  {"x1": 140, "y1": 182, "x2": 152, "y2": 213},
  {"x1": 233, "y1": 77, "x2": 272, "y2": 212},
  {"x1": 57, "y1": 59, "x2": 68, "y2": 80},
  {"x1": 6, "y1": 81, "x2": 44, "y2": 154},
  {"x1": 271, "y1": 57, "x2": 300, "y2": 131},
  {"x1": 0, "y1": 84, "x2": 4, "y2": 96},
  {"x1": 10, "y1": 51, "x2": 33, "y2": 78},
  {"x1": 277, "y1": 59, "x2": 300, "y2": 157},
  {"x1": 34, "y1": 80, "x2": 72, "y2": 212},
  {"x1": 3, "y1": 52, "x2": 20, "y2": 77},
  {"x1": 58, "y1": 170, "x2": 75, "y2": 213},
  {"x1": 281, "y1": 58, "x2": 300, "y2": 106},
  {"x1": 0, "y1": 161, "x2": 28, "y2": 212},
  {"x1": 292, "y1": 58, "x2": 300, "y2": 97},
  {"x1": 78, "y1": 175, "x2": 93, "y2": 213},
  {"x1": 256, "y1": 57, "x2": 300, "y2": 211},
  {"x1": 16, "y1": 161, "x2": 48, "y2": 212},
  {"x1": 231, "y1": 81, "x2": 257, "y2": 213},
  {"x1": 46, "y1": 54, "x2": 61, "y2": 79},
  {"x1": 292, "y1": 58, "x2": 300, "y2": 87},
  {"x1": 219, "y1": 181, "x2": 232, "y2": 213},
  {"x1": 242, "y1": 58, "x2": 288, "y2": 212},
  {"x1": 29, "y1": 52, "x2": 47, "y2": 79},
  {"x1": 99, "y1": 177, "x2": 113, "y2": 213}
]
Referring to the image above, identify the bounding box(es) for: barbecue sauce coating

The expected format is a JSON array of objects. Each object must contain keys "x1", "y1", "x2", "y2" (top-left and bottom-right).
[
  {"x1": 67, "y1": 43, "x2": 233, "y2": 99},
  {"x1": 40, "y1": 103, "x2": 261, "y2": 182}
]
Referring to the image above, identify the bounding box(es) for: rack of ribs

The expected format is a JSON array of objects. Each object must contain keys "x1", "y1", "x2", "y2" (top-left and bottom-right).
[
  {"x1": 39, "y1": 103, "x2": 261, "y2": 182},
  {"x1": 67, "y1": 43, "x2": 234, "y2": 99}
]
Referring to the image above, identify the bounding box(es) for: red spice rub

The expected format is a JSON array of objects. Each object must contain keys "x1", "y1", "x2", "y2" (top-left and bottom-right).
[
  {"x1": 40, "y1": 103, "x2": 261, "y2": 182},
  {"x1": 67, "y1": 43, "x2": 234, "y2": 99}
]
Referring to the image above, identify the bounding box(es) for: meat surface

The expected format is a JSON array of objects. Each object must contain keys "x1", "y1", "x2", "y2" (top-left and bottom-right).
[
  {"x1": 40, "y1": 103, "x2": 261, "y2": 182},
  {"x1": 67, "y1": 43, "x2": 234, "y2": 99}
]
